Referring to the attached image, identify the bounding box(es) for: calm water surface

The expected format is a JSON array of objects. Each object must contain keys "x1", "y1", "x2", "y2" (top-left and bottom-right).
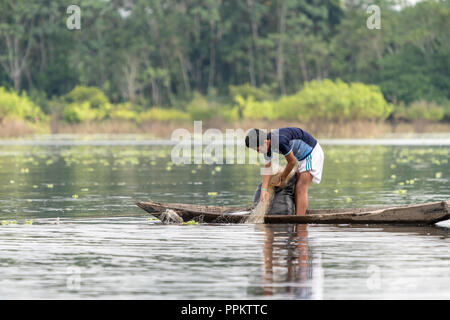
[{"x1": 0, "y1": 137, "x2": 449, "y2": 299}]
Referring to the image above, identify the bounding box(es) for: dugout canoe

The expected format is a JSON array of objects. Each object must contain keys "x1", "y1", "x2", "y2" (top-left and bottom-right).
[{"x1": 136, "y1": 200, "x2": 450, "y2": 225}]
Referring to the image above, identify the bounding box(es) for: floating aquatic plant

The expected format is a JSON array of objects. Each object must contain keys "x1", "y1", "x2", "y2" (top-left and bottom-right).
[
  {"x1": 2, "y1": 220, "x2": 18, "y2": 225},
  {"x1": 183, "y1": 220, "x2": 199, "y2": 225}
]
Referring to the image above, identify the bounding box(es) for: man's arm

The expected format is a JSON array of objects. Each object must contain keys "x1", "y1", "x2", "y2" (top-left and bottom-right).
[
  {"x1": 260, "y1": 161, "x2": 272, "y2": 202},
  {"x1": 261, "y1": 161, "x2": 272, "y2": 189},
  {"x1": 279, "y1": 151, "x2": 297, "y2": 183}
]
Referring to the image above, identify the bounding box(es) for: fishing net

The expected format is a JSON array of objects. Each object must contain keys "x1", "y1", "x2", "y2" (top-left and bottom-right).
[
  {"x1": 246, "y1": 166, "x2": 296, "y2": 223},
  {"x1": 159, "y1": 209, "x2": 184, "y2": 224}
]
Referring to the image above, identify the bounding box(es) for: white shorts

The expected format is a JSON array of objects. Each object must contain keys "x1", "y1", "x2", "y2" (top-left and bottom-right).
[{"x1": 297, "y1": 143, "x2": 324, "y2": 184}]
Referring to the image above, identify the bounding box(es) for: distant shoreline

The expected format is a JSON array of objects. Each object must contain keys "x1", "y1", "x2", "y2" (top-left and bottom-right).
[
  {"x1": 1, "y1": 136, "x2": 450, "y2": 146},
  {"x1": 1, "y1": 118, "x2": 450, "y2": 141}
]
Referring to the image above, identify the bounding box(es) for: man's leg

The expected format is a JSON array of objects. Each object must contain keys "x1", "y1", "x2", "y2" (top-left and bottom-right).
[{"x1": 295, "y1": 171, "x2": 313, "y2": 216}]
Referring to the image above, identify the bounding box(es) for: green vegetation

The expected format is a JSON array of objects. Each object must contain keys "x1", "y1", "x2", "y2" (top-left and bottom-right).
[
  {"x1": 14, "y1": 80, "x2": 397, "y2": 125},
  {"x1": 110, "y1": 103, "x2": 141, "y2": 122},
  {"x1": 182, "y1": 220, "x2": 199, "y2": 225},
  {"x1": 393, "y1": 100, "x2": 446, "y2": 122},
  {"x1": 140, "y1": 108, "x2": 190, "y2": 122},
  {"x1": 0, "y1": 0, "x2": 448, "y2": 134},
  {"x1": 0, "y1": 81, "x2": 447, "y2": 132},
  {"x1": 62, "y1": 86, "x2": 112, "y2": 122},
  {"x1": 237, "y1": 79, "x2": 393, "y2": 121},
  {"x1": 186, "y1": 92, "x2": 215, "y2": 121},
  {"x1": 0, "y1": 87, "x2": 46, "y2": 123}
]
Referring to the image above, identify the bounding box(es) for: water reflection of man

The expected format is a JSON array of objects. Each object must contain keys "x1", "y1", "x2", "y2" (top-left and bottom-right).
[{"x1": 262, "y1": 224, "x2": 313, "y2": 299}]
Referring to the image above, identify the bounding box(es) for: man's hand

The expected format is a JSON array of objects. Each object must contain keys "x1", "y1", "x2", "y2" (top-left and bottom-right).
[
  {"x1": 260, "y1": 189, "x2": 269, "y2": 202},
  {"x1": 271, "y1": 175, "x2": 283, "y2": 187}
]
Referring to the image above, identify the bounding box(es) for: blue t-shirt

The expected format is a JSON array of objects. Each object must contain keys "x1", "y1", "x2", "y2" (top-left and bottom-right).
[{"x1": 264, "y1": 127, "x2": 317, "y2": 162}]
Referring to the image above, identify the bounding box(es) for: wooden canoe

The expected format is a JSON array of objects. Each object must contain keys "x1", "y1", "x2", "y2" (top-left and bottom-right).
[{"x1": 136, "y1": 200, "x2": 450, "y2": 225}]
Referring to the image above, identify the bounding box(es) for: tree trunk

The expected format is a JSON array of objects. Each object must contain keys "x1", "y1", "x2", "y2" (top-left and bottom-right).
[
  {"x1": 246, "y1": 0, "x2": 260, "y2": 86},
  {"x1": 194, "y1": 14, "x2": 202, "y2": 91},
  {"x1": 208, "y1": 20, "x2": 216, "y2": 90},
  {"x1": 297, "y1": 42, "x2": 309, "y2": 83},
  {"x1": 247, "y1": 46, "x2": 256, "y2": 86},
  {"x1": 38, "y1": 21, "x2": 47, "y2": 74},
  {"x1": 151, "y1": 78, "x2": 159, "y2": 106},
  {"x1": 0, "y1": 33, "x2": 32, "y2": 92},
  {"x1": 122, "y1": 55, "x2": 138, "y2": 103},
  {"x1": 178, "y1": 51, "x2": 191, "y2": 93},
  {"x1": 276, "y1": 0, "x2": 287, "y2": 94}
]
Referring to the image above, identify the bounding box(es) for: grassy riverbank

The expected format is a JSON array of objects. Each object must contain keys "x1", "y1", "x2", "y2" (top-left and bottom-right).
[
  {"x1": 1, "y1": 82, "x2": 449, "y2": 139},
  {"x1": 2, "y1": 117, "x2": 450, "y2": 139}
]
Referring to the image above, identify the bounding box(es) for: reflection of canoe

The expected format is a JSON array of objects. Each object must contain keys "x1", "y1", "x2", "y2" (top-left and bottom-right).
[{"x1": 136, "y1": 200, "x2": 450, "y2": 225}]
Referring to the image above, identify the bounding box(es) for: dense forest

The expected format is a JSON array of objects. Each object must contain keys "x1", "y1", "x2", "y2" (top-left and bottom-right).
[{"x1": 0, "y1": 0, "x2": 449, "y2": 131}]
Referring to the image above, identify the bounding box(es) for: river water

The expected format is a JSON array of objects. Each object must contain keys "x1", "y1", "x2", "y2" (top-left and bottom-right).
[{"x1": 0, "y1": 136, "x2": 449, "y2": 299}]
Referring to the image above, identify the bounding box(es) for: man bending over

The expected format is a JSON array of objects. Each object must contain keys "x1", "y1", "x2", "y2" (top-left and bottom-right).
[{"x1": 245, "y1": 127, "x2": 324, "y2": 216}]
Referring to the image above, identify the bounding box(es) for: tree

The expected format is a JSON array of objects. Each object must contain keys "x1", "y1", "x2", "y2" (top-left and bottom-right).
[{"x1": 0, "y1": 1, "x2": 41, "y2": 91}]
